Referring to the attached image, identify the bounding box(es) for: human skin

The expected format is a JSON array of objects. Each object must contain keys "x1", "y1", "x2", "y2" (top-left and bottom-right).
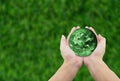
[
  {"x1": 49, "y1": 26, "x2": 120, "y2": 81},
  {"x1": 84, "y1": 27, "x2": 120, "y2": 81},
  {"x1": 49, "y1": 26, "x2": 83, "y2": 81}
]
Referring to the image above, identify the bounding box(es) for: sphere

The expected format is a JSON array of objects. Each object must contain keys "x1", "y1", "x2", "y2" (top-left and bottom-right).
[{"x1": 69, "y1": 28, "x2": 97, "y2": 56}]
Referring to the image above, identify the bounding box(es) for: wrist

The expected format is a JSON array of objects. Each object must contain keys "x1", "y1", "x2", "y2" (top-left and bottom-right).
[
  {"x1": 63, "y1": 58, "x2": 82, "y2": 69},
  {"x1": 84, "y1": 57, "x2": 103, "y2": 67}
]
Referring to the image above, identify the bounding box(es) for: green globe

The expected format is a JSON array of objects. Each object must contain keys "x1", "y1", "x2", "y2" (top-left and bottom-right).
[{"x1": 69, "y1": 28, "x2": 97, "y2": 56}]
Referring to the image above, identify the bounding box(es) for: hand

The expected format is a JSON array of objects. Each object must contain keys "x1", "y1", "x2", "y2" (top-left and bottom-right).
[
  {"x1": 49, "y1": 27, "x2": 84, "y2": 81},
  {"x1": 60, "y1": 26, "x2": 83, "y2": 68},
  {"x1": 50, "y1": 26, "x2": 119, "y2": 81},
  {"x1": 84, "y1": 27, "x2": 106, "y2": 66}
]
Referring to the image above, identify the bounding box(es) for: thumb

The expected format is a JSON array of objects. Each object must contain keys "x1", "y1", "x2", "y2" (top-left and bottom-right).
[
  {"x1": 60, "y1": 35, "x2": 67, "y2": 49},
  {"x1": 97, "y1": 35, "x2": 106, "y2": 49}
]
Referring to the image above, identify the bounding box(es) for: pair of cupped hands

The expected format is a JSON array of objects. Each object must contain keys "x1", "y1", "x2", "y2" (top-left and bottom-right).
[{"x1": 60, "y1": 26, "x2": 106, "y2": 68}]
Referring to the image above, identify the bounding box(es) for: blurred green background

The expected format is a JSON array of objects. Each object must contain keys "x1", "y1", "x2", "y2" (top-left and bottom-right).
[{"x1": 0, "y1": 0, "x2": 120, "y2": 81}]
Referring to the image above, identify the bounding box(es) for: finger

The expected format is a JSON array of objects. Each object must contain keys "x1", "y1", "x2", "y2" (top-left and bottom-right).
[
  {"x1": 85, "y1": 26, "x2": 89, "y2": 28},
  {"x1": 60, "y1": 35, "x2": 67, "y2": 49},
  {"x1": 96, "y1": 35, "x2": 106, "y2": 53},
  {"x1": 98, "y1": 35, "x2": 106, "y2": 48},
  {"x1": 97, "y1": 34, "x2": 102, "y2": 42},
  {"x1": 86, "y1": 27, "x2": 97, "y2": 36},
  {"x1": 85, "y1": 26, "x2": 100, "y2": 42},
  {"x1": 76, "y1": 26, "x2": 80, "y2": 29},
  {"x1": 67, "y1": 27, "x2": 76, "y2": 41},
  {"x1": 67, "y1": 26, "x2": 80, "y2": 41}
]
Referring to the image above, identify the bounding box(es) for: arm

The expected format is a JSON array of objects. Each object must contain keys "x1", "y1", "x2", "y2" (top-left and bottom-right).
[
  {"x1": 86, "y1": 58, "x2": 120, "y2": 81},
  {"x1": 84, "y1": 27, "x2": 120, "y2": 81},
  {"x1": 49, "y1": 27, "x2": 83, "y2": 81},
  {"x1": 49, "y1": 60, "x2": 80, "y2": 81}
]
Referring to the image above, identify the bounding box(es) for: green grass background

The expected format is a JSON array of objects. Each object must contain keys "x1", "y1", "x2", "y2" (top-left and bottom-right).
[{"x1": 0, "y1": 0, "x2": 120, "y2": 81}]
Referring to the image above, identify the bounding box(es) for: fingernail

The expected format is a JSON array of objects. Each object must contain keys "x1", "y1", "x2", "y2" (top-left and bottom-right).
[
  {"x1": 77, "y1": 26, "x2": 80, "y2": 28},
  {"x1": 99, "y1": 34, "x2": 102, "y2": 36},
  {"x1": 85, "y1": 26, "x2": 89, "y2": 28},
  {"x1": 62, "y1": 35, "x2": 65, "y2": 38},
  {"x1": 72, "y1": 27, "x2": 76, "y2": 29},
  {"x1": 89, "y1": 27, "x2": 93, "y2": 29}
]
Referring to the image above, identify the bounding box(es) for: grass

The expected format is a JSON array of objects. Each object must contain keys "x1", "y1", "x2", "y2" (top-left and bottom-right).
[{"x1": 0, "y1": 0, "x2": 120, "y2": 81}]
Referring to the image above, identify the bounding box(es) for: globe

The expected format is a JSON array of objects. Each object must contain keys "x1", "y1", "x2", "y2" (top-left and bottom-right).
[{"x1": 69, "y1": 28, "x2": 97, "y2": 56}]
